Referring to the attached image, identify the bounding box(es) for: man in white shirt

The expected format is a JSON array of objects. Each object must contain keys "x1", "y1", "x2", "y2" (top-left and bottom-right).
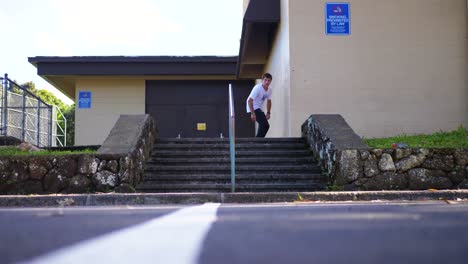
[{"x1": 246, "y1": 73, "x2": 273, "y2": 137}]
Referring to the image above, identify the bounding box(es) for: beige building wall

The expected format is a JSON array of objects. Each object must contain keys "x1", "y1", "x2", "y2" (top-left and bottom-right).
[
  {"x1": 243, "y1": 0, "x2": 250, "y2": 13},
  {"x1": 288, "y1": 0, "x2": 468, "y2": 138},
  {"x1": 263, "y1": 0, "x2": 291, "y2": 137},
  {"x1": 75, "y1": 78, "x2": 145, "y2": 145}
]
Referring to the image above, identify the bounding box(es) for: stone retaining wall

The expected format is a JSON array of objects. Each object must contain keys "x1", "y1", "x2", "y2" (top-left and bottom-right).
[
  {"x1": 301, "y1": 114, "x2": 368, "y2": 183},
  {"x1": 336, "y1": 148, "x2": 468, "y2": 191},
  {"x1": 0, "y1": 115, "x2": 157, "y2": 194},
  {"x1": 0, "y1": 154, "x2": 126, "y2": 194},
  {"x1": 302, "y1": 114, "x2": 468, "y2": 190}
]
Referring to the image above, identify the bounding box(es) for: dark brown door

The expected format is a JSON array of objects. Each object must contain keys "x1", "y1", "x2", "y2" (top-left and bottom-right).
[
  {"x1": 146, "y1": 80, "x2": 255, "y2": 138},
  {"x1": 183, "y1": 105, "x2": 218, "y2": 137}
]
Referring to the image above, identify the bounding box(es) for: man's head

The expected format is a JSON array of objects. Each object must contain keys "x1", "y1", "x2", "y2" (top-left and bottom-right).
[{"x1": 261, "y1": 73, "x2": 272, "y2": 88}]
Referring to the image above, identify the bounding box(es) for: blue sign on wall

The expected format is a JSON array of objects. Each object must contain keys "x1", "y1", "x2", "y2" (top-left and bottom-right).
[
  {"x1": 325, "y1": 2, "x2": 350, "y2": 35},
  {"x1": 78, "y1": 91, "x2": 91, "y2": 109}
]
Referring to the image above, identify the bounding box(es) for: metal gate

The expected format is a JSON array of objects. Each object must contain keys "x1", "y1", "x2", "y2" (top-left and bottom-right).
[{"x1": 0, "y1": 74, "x2": 66, "y2": 147}]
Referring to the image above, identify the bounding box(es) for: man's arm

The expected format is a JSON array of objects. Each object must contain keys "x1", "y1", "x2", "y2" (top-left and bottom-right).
[
  {"x1": 266, "y1": 100, "x2": 272, "y2": 120},
  {"x1": 248, "y1": 98, "x2": 256, "y2": 122}
]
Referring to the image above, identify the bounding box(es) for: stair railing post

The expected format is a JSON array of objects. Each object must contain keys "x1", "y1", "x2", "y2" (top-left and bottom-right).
[{"x1": 228, "y1": 83, "x2": 236, "y2": 192}]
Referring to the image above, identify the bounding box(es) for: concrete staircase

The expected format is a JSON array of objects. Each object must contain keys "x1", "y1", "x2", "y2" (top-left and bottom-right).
[{"x1": 136, "y1": 137, "x2": 327, "y2": 192}]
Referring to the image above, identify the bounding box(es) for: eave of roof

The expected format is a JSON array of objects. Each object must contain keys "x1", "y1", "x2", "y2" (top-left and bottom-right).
[
  {"x1": 28, "y1": 56, "x2": 241, "y2": 101},
  {"x1": 237, "y1": 0, "x2": 280, "y2": 79},
  {"x1": 28, "y1": 56, "x2": 239, "y2": 76},
  {"x1": 28, "y1": 56, "x2": 238, "y2": 64}
]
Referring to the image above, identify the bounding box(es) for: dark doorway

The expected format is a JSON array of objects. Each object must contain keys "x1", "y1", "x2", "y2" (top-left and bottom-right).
[{"x1": 146, "y1": 80, "x2": 255, "y2": 138}]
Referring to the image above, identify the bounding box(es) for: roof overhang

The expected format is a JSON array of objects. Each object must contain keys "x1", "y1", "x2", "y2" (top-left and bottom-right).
[
  {"x1": 237, "y1": 0, "x2": 280, "y2": 79},
  {"x1": 28, "y1": 56, "x2": 239, "y2": 100}
]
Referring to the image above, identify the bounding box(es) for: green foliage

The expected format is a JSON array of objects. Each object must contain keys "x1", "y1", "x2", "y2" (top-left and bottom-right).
[
  {"x1": 0, "y1": 147, "x2": 95, "y2": 156},
  {"x1": 63, "y1": 105, "x2": 75, "y2": 146},
  {"x1": 363, "y1": 126, "x2": 468, "y2": 148},
  {"x1": 297, "y1": 193, "x2": 304, "y2": 201},
  {"x1": 21, "y1": 81, "x2": 38, "y2": 94},
  {"x1": 327, "y1": 185, "x2": 344, "y2": 191},
  {"x1": 35, "y1": 89, "x2": 65, "y2": 109},
  {"x1": 6, "y1": 80, "x2": 37, "y2": 95}
]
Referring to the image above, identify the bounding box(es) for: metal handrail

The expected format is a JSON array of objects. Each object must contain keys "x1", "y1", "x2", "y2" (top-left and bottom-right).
[
  {"x1": 228, "y1": 83, "x2": 236, "y2": 192},
  {"x1": 3, "y1": 77, "x2": 51, "y2": 106}
]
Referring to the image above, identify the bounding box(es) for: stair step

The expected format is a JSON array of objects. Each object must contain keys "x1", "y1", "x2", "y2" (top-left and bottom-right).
[
  {"x1": 145, "y1": 164, "x2": 321, "y2": 173},
  {"x1": 142, "y1": 173, "x2": 327, "y2": 181},
  {"x1": 136, "y1": 182, "x2": 326, "y2": 192},
  {"x1": 157, "y1": 137, "x2": 306, "y2": 144},
  {"x1": 141, "y1": 137, "x2": 325, "y2": 193},
  {"x1": 153, "y1": 143, "x2": 307, "y2": 150},
  {"x1": 151, "y1": 150, "x2": 312, "y2": 157},
  {"x1": 143, "y1": 179, "x2": 325, "y2": 185},
  {"x1": 147, "y1": 157, "x2": 316, "y2": 165}
]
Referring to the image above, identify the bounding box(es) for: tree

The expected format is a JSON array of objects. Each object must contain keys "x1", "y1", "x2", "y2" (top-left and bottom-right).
[
  {"x1": 21, "y1": 81, "x2": 38, "y2": 95},
  {"x1": 6, "y1": 80, "x2": 37, "y2": 95},
  {"x1": 35, "y1": 89, "x2": 66, "y2": 110},
  {"x1": 63, "y1": 105, "x2": 75, "y2": 146}
]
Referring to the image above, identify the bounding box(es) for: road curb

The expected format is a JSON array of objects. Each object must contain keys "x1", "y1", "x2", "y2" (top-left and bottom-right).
[{"x1": 1, "y1": 190, "x2": 468, "y2": 207}]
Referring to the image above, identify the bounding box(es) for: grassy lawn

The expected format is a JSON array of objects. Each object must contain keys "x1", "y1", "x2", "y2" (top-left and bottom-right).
[
  {"x1": 364, "y1": 126, "x2": 468, "y2": 148},
  {"x1": 0, "y1": 147, "x2": 97, "y2": 156}
]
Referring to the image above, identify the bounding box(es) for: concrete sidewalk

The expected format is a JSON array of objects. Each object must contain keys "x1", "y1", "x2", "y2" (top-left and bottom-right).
[{"x1": 1, "y1": 190, "x2": 468, "y2": 207}]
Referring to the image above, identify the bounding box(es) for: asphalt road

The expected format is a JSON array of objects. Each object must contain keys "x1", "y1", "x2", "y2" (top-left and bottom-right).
[{"x1": 1, "y1": 202, "x2": 468, "y2": 264}]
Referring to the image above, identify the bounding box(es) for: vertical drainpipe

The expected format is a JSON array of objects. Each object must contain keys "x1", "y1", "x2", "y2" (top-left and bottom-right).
[
  {"x1": 36, "y1": 100, "x2": 41, "y2": 146},
  {"x1": 48, "y1": 105, "x2": 52, "y2": 147},
  {"x1": 21, "y1": 89, "x2": 26, "y2": 141},
  {"x1": 2, "y1": 73, "x2": 8, "y2": 136}
]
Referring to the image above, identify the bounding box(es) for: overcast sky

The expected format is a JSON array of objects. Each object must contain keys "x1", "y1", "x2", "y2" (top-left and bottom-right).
[{"x1": 0, "y1": 0, "x2": 243, "y2": 104}]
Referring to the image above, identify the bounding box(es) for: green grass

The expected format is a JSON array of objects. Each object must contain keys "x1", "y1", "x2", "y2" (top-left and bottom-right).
[
  {"x1": 363, "y1": 126, "x2": 468, "y2": 148},
  {"x1": 0, "y1": 147, "x2": 97, "y2": 156}
]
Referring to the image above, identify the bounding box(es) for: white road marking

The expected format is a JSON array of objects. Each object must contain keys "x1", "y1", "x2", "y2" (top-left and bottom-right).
[{"x1": 20, "y1": 203, "x2": 220, "y2": 264}]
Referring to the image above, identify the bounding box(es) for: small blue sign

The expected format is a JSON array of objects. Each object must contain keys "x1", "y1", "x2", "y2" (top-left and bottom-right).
[
  {"x1": 325, "y1": 2, "x2": 350, "y2": 35},
  {"x1": 78, "y1": 91, "x2": 91, "y2": 109}
]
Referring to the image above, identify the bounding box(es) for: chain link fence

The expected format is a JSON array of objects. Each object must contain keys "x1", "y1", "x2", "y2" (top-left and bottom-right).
[{"x1": 0, "y1": 74, "x2": 66, "y2": 147}]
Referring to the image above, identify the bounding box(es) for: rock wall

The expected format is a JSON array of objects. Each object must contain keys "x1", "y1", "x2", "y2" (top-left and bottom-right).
[
  {"x1": 0, "y1": 115, "x2": 157, "y2": 194},
  {"x1": 302, "y1": 114, "x2": 468, "y2": 190},
  {"x1": 301, "y1": 114, "x2": 368, "y2": 183},
  {"x1": 1, "y1": 154, "x2": 125, "y2": 194},
  {"x1": 337, "y1": 148, "x2": 468, "y2": 191}
]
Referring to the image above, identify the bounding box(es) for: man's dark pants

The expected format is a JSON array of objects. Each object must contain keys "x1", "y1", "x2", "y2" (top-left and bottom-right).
[{"x1": 254, "y1": 109, "x2": 270, "y2": 137}]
